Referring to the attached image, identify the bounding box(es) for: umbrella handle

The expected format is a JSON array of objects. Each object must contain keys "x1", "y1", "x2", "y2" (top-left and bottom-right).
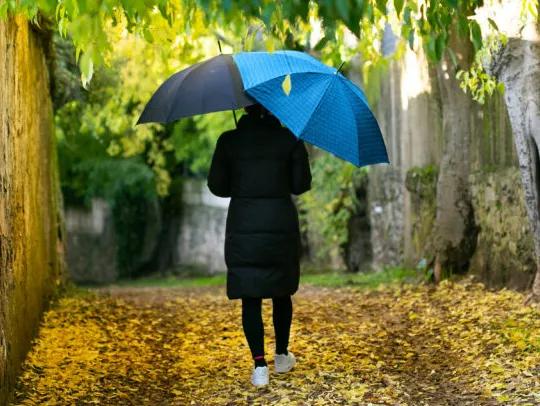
[{"x1": 233, "y1": 110, "x2": 238, "y2": 127}]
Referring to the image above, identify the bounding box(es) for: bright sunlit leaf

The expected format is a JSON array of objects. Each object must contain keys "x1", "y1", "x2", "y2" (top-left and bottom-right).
[{"x1": 282, "y1": 74, "x2": 292, "y2": 96}]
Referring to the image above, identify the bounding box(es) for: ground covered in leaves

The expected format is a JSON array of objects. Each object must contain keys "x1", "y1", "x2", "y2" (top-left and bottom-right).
[{"x1": 13, "y1": 280, "x2": 540, "y2": 405}]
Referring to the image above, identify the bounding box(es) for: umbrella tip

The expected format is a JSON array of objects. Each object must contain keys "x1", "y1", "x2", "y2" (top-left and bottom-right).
[
  {"x1": 218, "y1": 40, "x2": 223, "y2": 54},
  {"x1": 336, "y1": 61, "x2": 346, "y2": 74}
]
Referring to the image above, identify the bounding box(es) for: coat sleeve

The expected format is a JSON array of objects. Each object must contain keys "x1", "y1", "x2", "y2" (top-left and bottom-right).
[
  {"x1": 207, "y1": 133, "x2": 231, "y2": 197},
  {"x1": 290, "y1": 139, "x2": 312, "y2": 195}
]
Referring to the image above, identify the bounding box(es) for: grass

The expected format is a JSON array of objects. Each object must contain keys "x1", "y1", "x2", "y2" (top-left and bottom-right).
[
  {"x1": 301, "y1": 266, "x2": 418, "y2": 288},
  {"x1": 100, "y1": 266, "x2": 418, "y2": 290}
]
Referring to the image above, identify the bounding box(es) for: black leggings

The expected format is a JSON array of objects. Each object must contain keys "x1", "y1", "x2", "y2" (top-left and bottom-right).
[{"x1": 241, "y1": 296, "x2": 292, "y2": 359}]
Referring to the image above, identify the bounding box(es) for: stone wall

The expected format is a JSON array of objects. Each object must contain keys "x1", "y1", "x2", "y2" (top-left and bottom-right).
[
  {"x1": 368, "y1": 167, "x2": 405, "y2": 268},
  {"x1": 366, "y1": 25, "x2": 534, "y2": 288},
  {"x1": 65, "y1": 199, "x2": 117, "y2": 284},
  {"x1": 0, "y1": 17, "x2": 64, "y2": 404},
  {"x1": 469, "y1": 169, "x2": 535, "y2": 289},
  {"x1": 175, "y1": 179, "x2": 229, "y2": 273}
]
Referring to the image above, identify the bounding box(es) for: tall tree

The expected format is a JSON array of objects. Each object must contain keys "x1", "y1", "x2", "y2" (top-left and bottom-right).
[{"x1": 432, "y1": 24, "x2": 478, "y2": 281}]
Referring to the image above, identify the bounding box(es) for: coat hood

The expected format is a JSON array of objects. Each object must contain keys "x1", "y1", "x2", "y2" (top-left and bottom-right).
[{"x1": 237, "y1": 113, "x2": 282, "y2": 130}]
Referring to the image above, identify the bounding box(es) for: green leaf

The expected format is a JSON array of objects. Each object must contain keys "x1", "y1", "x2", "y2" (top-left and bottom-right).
[
  {"x1": 291, "y1": 1, "x2": 310, "y2": 21},
  {"x1": 157, "y1": 3, "x2": 168, "y2": 20},
  {"x1": 0, "y1": 1, "x2": 8, "y2": 18},
  {"x1": 394, "y1": 0, "x2": 404, "y2": 16},
  {"x1": 447, "y1": 47, "x2": 458, "y2": 68},
  {"x1": 435, "y1": 34, "x2": 446, "y2": 61},
  {"x1": 445, "y1": 0, "x2": 458, "y2": 9},
  {"x1": 457, "y1": 15, "x2": 469, "y2": 38},
  {"x1": 403, "y1": 6, "x2": 411, "y2": 25},
  {"x1": 313, "y1": 36, "x2": 329, "y2": 51},
  {"x1": 222, "y1": 0, "x2": 232, "y2": 12},
  {"x1": 143, "y1": 27, "x2": 154, "y2": 43},
  {"x1": 37, "y1": 0, "x2": 56, "y2": 14},
  {"x1": 366, "y1": 3, "x2": 374, "y2": 21},
  {"x1": 79, "y1": 51, "x2": 94, "y2": 89},
  {"x1": 408, "y1": 28, "x2": 415, "y2": 50},
  {"x1": 496, "y1": 82, "x2": 505, "y2": 94},
  {"x1": 243, "y1": 32, "x2": 255, "y2": 51},
  {"x1": 323, "y1": 22, "x2": 337, "y2": 42},
  {"x1": 335, "y1": 0, "x2": 349, "y2": 21},
  {"x1": 469, "y1": 20, "x2": 483, "y2": 52},
  {"x1": 376, "y1": 0, "x2": 387, "y2": 14},
  {"x1": 528, "y1": 1, "x2": 538, "y2": 18},
  {"x1": 487, "y1": 17, "x2": 499, "y2": 31},
  {"x1": 261, "y1": 4, "x2": 274, "y2": 27},
  {"x1": 426, "y1": 35, "x2": 437, "y2": 61}
]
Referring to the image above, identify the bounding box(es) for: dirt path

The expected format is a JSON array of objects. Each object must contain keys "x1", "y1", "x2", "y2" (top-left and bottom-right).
[{"x1": 13, "y1": 282, "x2": 540, "y2": 405}]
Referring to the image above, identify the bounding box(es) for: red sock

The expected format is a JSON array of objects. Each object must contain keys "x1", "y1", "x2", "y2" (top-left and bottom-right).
[{"x1": 254, "y1": 355, "x2": 267, "y2": 367}]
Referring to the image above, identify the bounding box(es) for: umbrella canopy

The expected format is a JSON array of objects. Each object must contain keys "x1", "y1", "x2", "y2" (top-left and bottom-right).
[
  {"x1": 137, "y1": 54, "x2": 255, "y2": 124},
  {"x1": 232, "y1": 50, "x2": 389, "y2": 167}
]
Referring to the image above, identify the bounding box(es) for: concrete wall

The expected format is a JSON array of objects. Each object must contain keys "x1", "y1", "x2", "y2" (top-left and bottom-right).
[
  {"x1": 65, "y1": 199, "x2": 117, "y2": 284},
  {"x1": 0, "y1": 17, "x2": 64, "y2": 404},
  {"x1": 175, "y1": 179, "x2": 229, "y2": 273}
]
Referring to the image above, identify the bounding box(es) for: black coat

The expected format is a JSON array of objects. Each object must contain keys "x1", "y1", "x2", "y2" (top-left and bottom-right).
[{"x1": 207, "y1": 113, "x2": 312, "y2": 299}]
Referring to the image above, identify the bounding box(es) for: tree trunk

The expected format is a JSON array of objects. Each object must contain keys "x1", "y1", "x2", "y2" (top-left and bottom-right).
[
  {"x1": 487, "y1": 33, "x2": 540, "y2": 303},
  {"x1": 432, "y1": 30, "x2": 478, "y2": 282}
]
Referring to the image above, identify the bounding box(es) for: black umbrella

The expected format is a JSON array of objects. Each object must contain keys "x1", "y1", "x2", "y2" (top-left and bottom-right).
[{"x1": 137, "y1": 53, "x2": 256, "y2": 125}]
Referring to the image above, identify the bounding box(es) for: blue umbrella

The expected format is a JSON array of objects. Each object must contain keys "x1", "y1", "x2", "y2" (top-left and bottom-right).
[{"x1": 232, "y1": 50, "x2": 389, "y2": 167}]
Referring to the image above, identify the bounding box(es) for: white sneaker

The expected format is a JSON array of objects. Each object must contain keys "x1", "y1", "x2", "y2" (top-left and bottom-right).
[
  {"x1": 251, "y1": 366, "x2": 269, "y2": 386},
  {"x1": 274, "y1": 351, "x2": 296, "y2": 373}
]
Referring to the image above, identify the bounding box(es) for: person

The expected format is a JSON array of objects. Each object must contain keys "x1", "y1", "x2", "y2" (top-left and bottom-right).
[{"x1": 207, "y1": 103, "x2": 312, "y2": 387}]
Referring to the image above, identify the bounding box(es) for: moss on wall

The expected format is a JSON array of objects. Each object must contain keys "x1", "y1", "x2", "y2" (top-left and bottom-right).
[
  {"x1": 370, "y1": 38, "x2": 524, "y2": 287},
  {"x1": 0, "y1": 16, "x2": 65, "y2": 404},
  {"x1": 405, "y1": 165, "x2": 438, "y2": 265},
  {"x1": 403, "y1": 165, "x2": 534, "y2": 289},
  {"x1": 469, "y1": 169, "x2": 535, "y2": 290}
]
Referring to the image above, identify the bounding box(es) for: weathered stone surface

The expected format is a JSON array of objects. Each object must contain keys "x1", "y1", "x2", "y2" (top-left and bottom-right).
[
  {"x1": 175, "y1": 179, "x2": 229, "y2": 273},
  {"x1": 404, "y1": 165, "x2": 438, "y2": 266},
  {"x1": 345, "y1": 174, "x2": 372, "y2": 272},
  {"x1": 0, "y1": 16, "x2": 64, "y2": 404},
  {"x1": 65, "y1": 199, "x2": 117, "y2": 284},
  {"x1": 469, "y1": 169, "x2": 535, "y2": 289},
  {"x1": 368, "y1": 167, "x2": 404, "y2": 268},
  {"x1": 364, "y1": 23, "x2": 528, "y2": 285}
]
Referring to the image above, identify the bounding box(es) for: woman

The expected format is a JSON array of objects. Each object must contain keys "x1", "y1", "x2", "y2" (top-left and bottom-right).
[{"x1": 207, "y1": 103, "x2": 311, "y2": 387}]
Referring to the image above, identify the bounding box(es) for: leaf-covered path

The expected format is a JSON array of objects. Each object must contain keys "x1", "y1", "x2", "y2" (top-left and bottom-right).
[{"x1": 13, "y1": 281, "x2": 540, "y2": 405}]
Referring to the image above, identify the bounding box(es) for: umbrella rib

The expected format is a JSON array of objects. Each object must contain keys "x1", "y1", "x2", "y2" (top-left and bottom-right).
[
  {"x1": 164, "y1": 58, "x2": 209, "y2": 122},
  {"x1": 225, "y1": 56, "x2": 252, "y2": 107},
  {"x1": 299, "y1": 75, "x2": 364, "y2": 166},
  {"x1": 299, "y1": 75, "x2": 337, "y2": 138},
  {"x1": 340, "y1": 81, "x2": 363, "y2": 166},
  {"x1": 341, "y1": 80, "x2": 388, "y2": 165}
]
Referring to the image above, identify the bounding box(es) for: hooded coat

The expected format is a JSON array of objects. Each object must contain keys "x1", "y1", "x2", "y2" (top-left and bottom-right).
[{"x1": 207, "y1": 113, "x2": 312, "y2": 299}]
